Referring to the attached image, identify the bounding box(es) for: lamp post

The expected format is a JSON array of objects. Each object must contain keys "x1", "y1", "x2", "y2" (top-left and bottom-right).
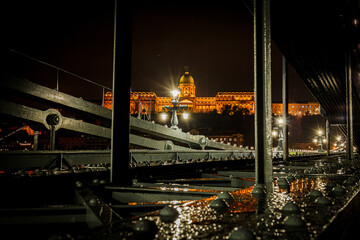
[
  {"x1": 334, "y1": 135, "x2": 345, "y2": 152},
  {"x1": 314, "y1": 130, "x2": 326, "y2": 152},
  {"x1": 336, "y1": 135, "x2": 343, "y2": 146},
  {"x1": 272, "y1": 117, "x2": 284, "y2": 152},
  {"x1": 162, "y1": 89, "x2": 188, "y2": 130}
]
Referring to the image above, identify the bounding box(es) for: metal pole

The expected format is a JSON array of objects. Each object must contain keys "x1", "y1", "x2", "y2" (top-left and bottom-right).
[
  {"x1": 110, "y1": 0, "x2": 132, "y2": 185},
  {"x1": 282, "y1": 56, "x2": 289, "y2": 161},
  {"x1": 345, "y1": 50, "x2": 353, "y2": 160},
  {"x1": 326, "y1": 119, "x2": 330, "y2": 156},
  {"x1": 56, "y1": 69, "x2": 59, "y2": 91},
  {"x1": 50, "y1": 126, "x2": 55, "y2": 151},
  {"x1": 254, "y1": 0, "x2": 272, "y2": 190},
  {"x1": 170, "y1": 109, "x2": 179, "y2": 129},
  {"x1": 137, "y1": 100, "x2": 141, "y2": 119},
  {"x1": 170, "y1": 98, "x2": 179, "y2": 129},
  {"x1": 277, "y1": 125, "x2": 283, "y2": 151},
  {"x1": 149, "y1": 100, "x2": 151, "y2": 121},
  {"x1": 102, "y1": 87, "x2": 105, "y2": 107},
  {"x1": 318, "y1": 138, "x2": 323, "y2": 152},
  {"x1": 33, "y1": 130, "x2": 39, "y2": 151}
]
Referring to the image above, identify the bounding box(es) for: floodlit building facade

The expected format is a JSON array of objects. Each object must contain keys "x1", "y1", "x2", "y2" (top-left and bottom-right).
[{"x1": 104, "y1": 68, "x2": 320, "y2": 116}]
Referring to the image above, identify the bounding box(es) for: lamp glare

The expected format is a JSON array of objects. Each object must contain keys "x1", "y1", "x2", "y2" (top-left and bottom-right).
[
  {"x1": 161, "y1": 113, "x2": 167, "y2": 120},
  {"x1": 170, "y1": 90, "x2": 180, "y2": 98}
]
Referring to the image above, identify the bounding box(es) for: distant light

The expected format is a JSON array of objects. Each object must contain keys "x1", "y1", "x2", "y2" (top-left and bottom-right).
[
  {"x1": 272, "y1": 130, "x2": 278, "y2": 137},
  {"x1": 170, "y1": 89, "x2": 180, "y2": 98},
  {"x1": 313, "y1": 138, "x2": 318, "y2": 143},
  {"x1": 317, "y1": 130, "x2": 323, "y2": 135},
  {"x1": 161, "y1": 113, "x2": 167, "y2": 120},
  {"x1": 278, "y1": 118, "x2": 284, "y2": 124},
  {"x1": 322, "y1": 139, "x2": 327, "y2": 143},
  {"x1": 336, "y1": 136, "x2": 341, "y2": 141},
  {"x1": 183, "y1": 112, "x2": 189, "y2": 119},
  {"x1": 353, "y1": 18, "x2": 359, "y2": 27}
]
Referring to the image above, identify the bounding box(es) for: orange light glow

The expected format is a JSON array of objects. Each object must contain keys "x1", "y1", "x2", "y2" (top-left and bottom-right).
[{"x1": 23, "y1": 125, "x2": 34, "y2": 135}]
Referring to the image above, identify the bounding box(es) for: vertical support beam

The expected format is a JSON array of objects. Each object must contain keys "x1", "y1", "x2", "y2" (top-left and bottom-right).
[
  {"x1": 33, "y1": 130, "x2": 39, "y2": 151},
  {"x1": 282, "y1": 56, "x2": 289, "y2": 161},
  {"x1": 110, "y1": 0, "x2": 132, "y2": 185},
  {"x1": 326, "y1": 119, "x2": 330, "y2": 156},
  {"x1": 345, "y1": 50, "x2": 353, "y2": 160},
  {"x1": 149, "y1": 99, "x2": 152, "y2": 121},
  {"x1": 49, "y1": 126, "x2": 55, "y2": 151},
  {"x1": 254, "y1": 0, "x2": 272, "y2": 189},
  {"x1": 137, "y1": 100, "x2": 141, "y2": 119},
  {"x1": 102, "y1": 87, "x2": 105, "y2": 107},
  {"x1": 56, "y1": 69, "x2": 59, "y2": 91}
]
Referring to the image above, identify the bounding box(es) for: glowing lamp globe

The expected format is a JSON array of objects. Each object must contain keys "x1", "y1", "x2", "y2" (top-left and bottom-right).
[
  {"x1": 170, "y1": 90, "x2": 180, "y2": 98},
  {"x1": 161, "y1": 113, "x2": 167, "y2": 120}
]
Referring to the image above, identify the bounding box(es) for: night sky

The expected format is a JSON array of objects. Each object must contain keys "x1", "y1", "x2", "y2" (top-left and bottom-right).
[{"x1": 3, "y1": 1, "x2": 315, "y2": 102}]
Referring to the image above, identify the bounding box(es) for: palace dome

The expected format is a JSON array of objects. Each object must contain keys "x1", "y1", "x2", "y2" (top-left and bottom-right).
[{"x1": 179, "y1": 68, "x2": 194, "y2": 85}]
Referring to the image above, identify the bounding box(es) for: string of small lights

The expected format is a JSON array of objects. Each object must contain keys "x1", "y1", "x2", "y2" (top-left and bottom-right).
[{"x1": 0, "y1": 125, "x2": 27, "y2": 141}]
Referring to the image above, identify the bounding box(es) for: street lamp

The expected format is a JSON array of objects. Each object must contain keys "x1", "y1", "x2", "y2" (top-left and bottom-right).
[
  {"x1": 334, "y1": 135, "x2": 345, "y2": 152},
  {"x1": 170, "y1": 89, "x2": 180, "y2": 98},
  {"x1": 160, "y1": 112, "x2": 167, "y2": 120},
  {"x1": 162, "y1": 89, "x2": 188, "y2": 130},
  {"x1": 314, "y1": 129, "x2": 326, "y2": 152},
  {"x1": 273, "y1": 117, "x2": 284, "y2": 151}
]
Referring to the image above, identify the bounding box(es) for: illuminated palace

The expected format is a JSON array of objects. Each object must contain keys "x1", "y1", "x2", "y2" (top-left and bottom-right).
[{"x1": 104, "y1": 68, "x2": 320, "y2": 116}]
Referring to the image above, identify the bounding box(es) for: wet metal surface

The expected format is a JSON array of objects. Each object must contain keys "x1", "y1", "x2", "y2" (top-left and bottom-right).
[
  {"x1": 108, "y1": 155, "x2": 360, "y2": 239},
  {"x1": 2, "y1": 154, "x2": 360, "y2": 239}
]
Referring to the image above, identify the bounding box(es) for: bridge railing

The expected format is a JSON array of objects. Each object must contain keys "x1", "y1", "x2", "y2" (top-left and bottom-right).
[
  {"x1": 6, "y1": 48, "x2": 112, "y2": 106},
  {"x1": 289, "y1": 149, "x2": 325, "y2": 155}
]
